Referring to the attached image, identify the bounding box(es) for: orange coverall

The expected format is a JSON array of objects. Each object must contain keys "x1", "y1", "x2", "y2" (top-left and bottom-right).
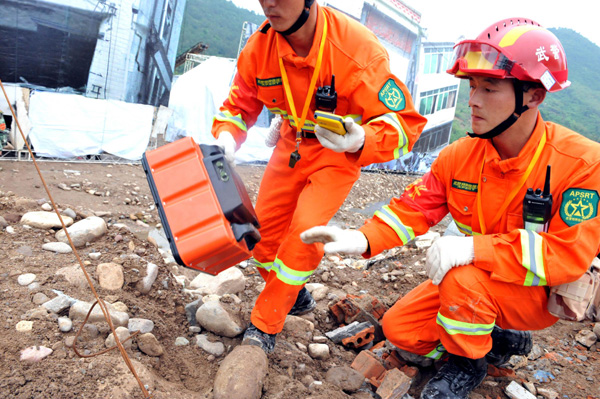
[
  {"x1": 359, "y1": 114, "x2": 600, "y2": 360},
  {"x1": 212, "y1": 4, "x2": 426, "y2": 334}
]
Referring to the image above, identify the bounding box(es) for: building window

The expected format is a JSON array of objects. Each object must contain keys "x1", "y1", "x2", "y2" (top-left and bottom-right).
[
  {"x1": 412, "y1": 122, "x2": 452, "y2": 153},
  {"x1": 419, "y1": 85, "x2": 458, "y2": 116},
  {"x1": 423, "y1": 47, "x2": 453, "y2": 74}
]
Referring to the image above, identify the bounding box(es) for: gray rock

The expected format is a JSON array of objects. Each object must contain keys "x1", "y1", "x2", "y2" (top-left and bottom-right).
[
  {"x1": 55, "y1": 216, "x2": 107, "y2": 248},
  {"x1": 128, "y1": 318, "x2": 154, "y2": 334},
  {"x1": 189, "y1": 266, "x2": 246, "y2": 296},
  {"x1": 325, "y1": 366, "x2": 364, "y2": 393},
  {"x1": 42, "y1": 242, "x2": 73, "y2": 254},
  {"x1": 69, "y1": 300, "x2": 129, "y2": 327},
  {"x1": 195, "y1": 301, "x2": 243, "y2": 338},
  {"x1": 195, "y1": 334, "x2": 225, "y2": 356},
  {"x1": 20, "y1": 211, "x2": 73, "y2": 229}
]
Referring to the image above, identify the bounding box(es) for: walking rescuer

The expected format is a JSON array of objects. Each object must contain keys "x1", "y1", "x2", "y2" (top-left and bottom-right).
[
  {"x1": 302, "y1": 17, "x2": 600, "y2": 399},
  {"x1": 210, "y1": 0, "x2": 427, "y2": 353}
]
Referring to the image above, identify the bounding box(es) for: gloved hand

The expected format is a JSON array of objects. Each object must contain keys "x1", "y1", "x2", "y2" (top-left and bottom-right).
[
  {"x1": 265, "y1": 115, "x2": 282, "y2": 148},
  {"x1": 315, "y1": 117, "x2": 365, "y2": 153},
  {"x1": 426, "y1": 236, "x2": 474, "y2": 285},
  {"x1": 215, "y1": 131, "x2": 236, "y2": 165},
  {"x1": 300, "y1": 226, "x2": 368, "y2": 255}
]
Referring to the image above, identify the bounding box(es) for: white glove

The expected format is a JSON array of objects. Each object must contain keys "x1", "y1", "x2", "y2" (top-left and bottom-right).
[
  {"x1": 265, "y1": 115, "x2": 282, "y2": 147},
  {"x1": 300, "y1": 226, "x2": 368, "y2": 255},
  {"x1": 426, "y1": 236, "x2": 475, "y2": 285},
  {"x1": 215, "y1": 131, "x2": 236, "y2": 165},
  {"x1": 315, "y1": 117, "x2": 365, "y2": 153}
]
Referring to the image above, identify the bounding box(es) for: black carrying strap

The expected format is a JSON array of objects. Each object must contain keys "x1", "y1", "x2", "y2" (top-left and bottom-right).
[{"x1": 467, "y1": 80, "x2": 529, "y2": 140}]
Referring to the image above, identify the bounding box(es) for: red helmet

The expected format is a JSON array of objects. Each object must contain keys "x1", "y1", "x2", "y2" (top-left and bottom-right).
[{"x1": 447, "y1": 18, "x2": 570, "y2": 92}]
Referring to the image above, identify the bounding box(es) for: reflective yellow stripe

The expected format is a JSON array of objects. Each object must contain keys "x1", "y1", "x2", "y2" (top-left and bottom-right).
[
  {"x1": 367, "y1": 113, "x2": 408, "y2": 159},
  {"x1": 424, "y1": 344, "x2": 446, "y2": 360},
  {"x1": 374, "y1": 205, "x2": 415, "y2": 245},
  {"x1": 214, "y1": 110, "x2": 247, "y2": 132},
  {"x1": 436, "y1": 312, "x2": 495, "y2": 336},
  {"x1": 499, "y1": 25, "x2": 543, "y2": 48},
  {"x1": 519, "y1": 229, "x2": 547, "y2": 286},
  {"x1": 271, "y1": 257, "x2": 313, "y2": 286},
  {"x1": 452, "y1": 219, "x2": 481, "y2": 236},
  {"x1": 255, "y1": 260, "x2": 273, "y2": 272}
]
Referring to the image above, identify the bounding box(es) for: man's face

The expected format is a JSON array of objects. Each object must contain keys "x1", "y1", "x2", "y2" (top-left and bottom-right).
[
  {"x1": 258, "y1": 0, "x2": 305, "y2": 32},
  {"x1": 467, "y1": 75, "x2": 515, "y2": 135}
]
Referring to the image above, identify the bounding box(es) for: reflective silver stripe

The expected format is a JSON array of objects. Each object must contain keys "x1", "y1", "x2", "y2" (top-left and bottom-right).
[{"x1": 519, "y1": 229, "x2": 547, "y2": 286}]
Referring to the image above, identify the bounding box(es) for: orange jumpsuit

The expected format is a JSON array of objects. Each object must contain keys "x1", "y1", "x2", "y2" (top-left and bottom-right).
[
  {"x1": 359, "y1": 114, "x2": 600, "y2": 360},
  {"x1": 212, "y1": 5, "x2": 426, "y2": 334}
]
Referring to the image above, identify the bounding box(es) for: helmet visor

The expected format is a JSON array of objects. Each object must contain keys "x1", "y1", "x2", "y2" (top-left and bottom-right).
[{"x1": 446, "y1": 41, "x2": 513, "y2": 78}]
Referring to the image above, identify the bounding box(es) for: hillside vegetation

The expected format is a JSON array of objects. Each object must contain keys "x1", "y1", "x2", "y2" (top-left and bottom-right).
[
  {"x1": 451, "y1": 28, "x2": 600, "y2": 143},
  {"x1": 177, "y1": 0, "x2": 265, "y2": 58}
]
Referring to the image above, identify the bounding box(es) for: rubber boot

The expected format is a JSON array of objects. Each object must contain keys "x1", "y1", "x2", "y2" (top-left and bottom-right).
[
  {"x1": 288, "y1": 287, "x2": 316, "y2": 316},
  {"x1": 485, "y1": 326, "x2": 532, "y2": 366},
  {"x1": 420, "y1": 355, "x2": 487, "y2": 399}
]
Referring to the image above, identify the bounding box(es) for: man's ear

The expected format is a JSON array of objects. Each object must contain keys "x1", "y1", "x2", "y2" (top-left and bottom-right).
[{"x1": 526, "y1": 87, "x2": 547, "y2": 108}]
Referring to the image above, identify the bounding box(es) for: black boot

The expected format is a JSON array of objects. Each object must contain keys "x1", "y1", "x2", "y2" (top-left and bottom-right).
[
  {"x1": 485, "y1": 326, "x2": 532, "y2": 366},
  {"x1": 242, "y1": 323, "x2": 277, "y2": 354},
  {"x1": 420, "y1": 355, "x2": 487, "y2": 399},
  {"x1": 288, "y1": 287, "x2": 316, "y2": 316}
]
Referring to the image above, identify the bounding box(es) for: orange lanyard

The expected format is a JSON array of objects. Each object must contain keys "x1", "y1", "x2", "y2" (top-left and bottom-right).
[
  {"x1": 277, "y1": 10, "x2": 327, "y2": 143},
  {"x1": 476, "y1": 130, "x2": 547, "y2": 235}
]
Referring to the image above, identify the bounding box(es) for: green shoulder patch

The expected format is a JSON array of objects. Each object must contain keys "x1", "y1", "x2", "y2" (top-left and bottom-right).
[
  {"x1": 378, "y1": 79, "x2": 406, "y2": 111},
  {"x1": 256, "y1": 77, "x2": 282, "y2": 87},
  {"x1": 560, "y1": 188, "x2": 599, "y2": 227},
  {"x1": 451, "y1": 179, "x2": 478, "y2": 193}
]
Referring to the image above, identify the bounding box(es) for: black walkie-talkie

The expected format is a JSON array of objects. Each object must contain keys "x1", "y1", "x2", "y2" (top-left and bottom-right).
[
  {"x1": 315, "y1": 75, "x2": 337, "y2": 112},
  {"x1": 523, "y1": 165, "x2": 553, "y2": 233}
]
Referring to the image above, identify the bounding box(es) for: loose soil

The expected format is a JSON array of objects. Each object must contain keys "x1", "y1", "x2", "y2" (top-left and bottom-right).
[{"x1": 0, "y1": 160, "x2": 598, "y2": 399}]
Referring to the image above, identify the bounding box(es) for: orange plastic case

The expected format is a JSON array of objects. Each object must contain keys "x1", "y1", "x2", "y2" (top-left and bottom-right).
[{"x1": 142, "y1": 137, "x2": 260, "y2": 275}]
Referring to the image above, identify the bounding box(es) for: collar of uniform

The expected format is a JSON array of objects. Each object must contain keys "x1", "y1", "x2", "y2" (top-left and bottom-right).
[
  {"x1": 276, "y1": 4, "x2": 325, "y2": 69},
  {"x1": 483, "y1": 112, "x2": 546, "y2": 174}
]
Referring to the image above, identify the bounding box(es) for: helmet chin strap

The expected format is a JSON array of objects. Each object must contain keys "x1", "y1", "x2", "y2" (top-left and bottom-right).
[
  {"x1": 468, "y1": 80, "x2": 529, "y2": 140},
  {"x1": 276, "y1": 0, "x2": 315, "y2": 36}
]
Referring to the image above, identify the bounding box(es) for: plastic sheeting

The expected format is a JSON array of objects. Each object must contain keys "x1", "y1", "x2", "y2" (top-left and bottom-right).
[
  {"x1": 166, "y1": 56, "x2": 275, "y2": 164},
  {"x1": 28, "y1": 91, "x2": 154, "y2": 160}
]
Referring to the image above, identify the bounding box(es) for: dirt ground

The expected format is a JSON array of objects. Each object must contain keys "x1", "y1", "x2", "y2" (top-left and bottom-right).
[{"x1": 0, "y1": 159, "x2": 598, "y2": 399}]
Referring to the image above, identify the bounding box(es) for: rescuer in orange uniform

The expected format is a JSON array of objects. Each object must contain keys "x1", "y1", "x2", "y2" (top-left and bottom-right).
[
  {"x1": 302, "y1": 18, "x2": 600, "y2": 398},
  {"x1": 211, "y1": 0, "x2": 426, "y2": 353}
]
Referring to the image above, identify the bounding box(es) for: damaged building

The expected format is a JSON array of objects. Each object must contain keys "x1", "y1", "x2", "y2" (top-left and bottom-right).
[{"x1": 1, "y1": 0, "x2": 185, "y2": 105}]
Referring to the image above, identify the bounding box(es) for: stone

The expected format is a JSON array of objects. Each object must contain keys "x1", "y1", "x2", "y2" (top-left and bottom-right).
[
  {"x1": 128, "y1": 318, "x2": 154, "y2": 334},
  {"x1": 96, "y1": 262, "x2": 124, "y2": 291},
  {"x1": 213, "y1": 345, "x2": 268, "y2": 399},
  {"x1": 505, "y1": 381, "x2": 536, "y2": 399},
  {"x1": 55, "y1": 216, "x2": 107, "y2": 248},
  {"x1": 325, "y1": 366, "x2": 365, "y2": 393},
  {"x1": 137, "y1": 333, "x2": 163, "y2": 356},
  {"x1": 195, "y1": 334, "x2": 225, "y2": 357},
  {"x1": 42, "y1": 242, "x2": 73, "y2": 254},
  {"x1": 308, "y1": 343, "x2": 330, "y2": 360},
  {"x1": 195, "y1": 301, "x2": 243, "y2": 338},
  {"x1": 20, "y1": 211, "x2": 73, "y2": 229}
]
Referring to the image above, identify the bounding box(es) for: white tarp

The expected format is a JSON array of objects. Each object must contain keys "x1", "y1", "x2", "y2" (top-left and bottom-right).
[
  {"x1": 166, "y1": 56, "x2": 274, "y2": 164},
  {"x1": 28, "y1": 91, "x2": 154, "y2": 160}
]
